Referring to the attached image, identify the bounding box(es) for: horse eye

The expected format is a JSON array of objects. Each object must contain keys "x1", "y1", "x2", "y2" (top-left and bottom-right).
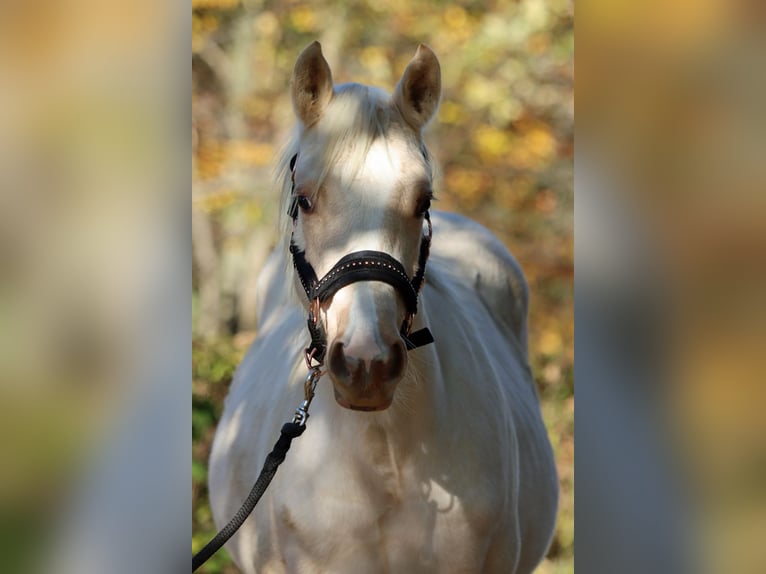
[
  {"x1": 416, "y1": 196, "x2": 432, "y2": 216},
  {"x1": 297, "y1": 196, "x2": 313, "y2": 213}
]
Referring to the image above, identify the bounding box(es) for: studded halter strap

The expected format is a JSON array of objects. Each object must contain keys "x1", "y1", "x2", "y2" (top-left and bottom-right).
[{"x1": 287, "y1": 153, "x2": 434, "y2": 364}]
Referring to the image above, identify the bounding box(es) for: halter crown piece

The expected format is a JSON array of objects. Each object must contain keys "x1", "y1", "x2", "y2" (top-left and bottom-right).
[{"x1": 287, "y1": 153, "x2": 435, "y2": 364}]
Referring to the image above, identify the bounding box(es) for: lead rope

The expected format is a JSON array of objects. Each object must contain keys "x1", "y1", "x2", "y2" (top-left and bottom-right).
[
  {"x1": 193, "y1": 152, "x2": 434, "y2": 571},
  {"x1": 191, "y1": 366, "x2": 323, "y2": 572}
]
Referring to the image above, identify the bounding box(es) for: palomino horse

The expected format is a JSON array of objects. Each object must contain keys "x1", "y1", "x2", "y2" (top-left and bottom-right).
[{"x1": 209, "y1": 42, "x2": 558, "y2": 573}]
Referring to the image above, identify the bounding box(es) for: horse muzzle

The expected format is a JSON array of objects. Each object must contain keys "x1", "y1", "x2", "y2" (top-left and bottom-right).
[{"x1": 326, "y1": 338, "x2": 406, "y2": 411}]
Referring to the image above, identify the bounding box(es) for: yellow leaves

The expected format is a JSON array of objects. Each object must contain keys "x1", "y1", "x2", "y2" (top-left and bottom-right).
[
  {"x1": 195, "y1": 140, "x2": 273, "y2": 181},
  {"x1": 227, "y1": 141, "x2": 273, "y2": 167},
  {"x1": 195, "y1": 140, "x2": 225, "y2": 181},
  {"x1": 473, "y1": 125, "x2": 512, "y2": 163},
  {"x1": 464, "y1": 74, "x2": 523, "y2": 125},
  {"x1": 242, "y1": 202, "x2": 264, "y2": 224},
  {"x1": 527, "y1": 32, "x2": 550, "y2": 56},
  {"x1": 444, "y1": 6, "x2": 468, "y2": 30},
  {"x1": 473, "y1": 119, "x2": 557, "y2": 170},
  {"x1": 464, "y1": 75, "x2": 498, "y2": 110},
  {"x1": 583, "y1": 0, "x2": 722, "y2": 52},
  {"x1": 441, "y1": 5, "x2": 475, "y2": 44},
  {"x1": 495, "y1": 175, "x2": 536, "y2": 211},
  {"x1": 243, "y1": 97, "x2": 273, "y2": 120},
  {"x1": 509, "y1": 121, "x2": 557, "y2": 170},
  {"x1": 290, "y1": 6, "x2": 317, "y2": 33},
  {"x1": 253, "y1": 11, "x2": 279, "y2": 37},
  {"x1": 361, "y1": 47, "x2": 387, "y2": 69},
  {"x1": 456, "y1": 119, "x2": 559, "y2": 213},
  {"x1": 534, "y1": 188, "x2": 557, "y2": 213},
  {"x1": 538, "y1": 328, "x2": 563, "y2": 357},
  {"x1": 525, "y1": 121, "x2": 557, "y2": 157},
  {"x1": 489, "y1": 98, "x2": 524, "y2": 126},
  {"x1": 360, "y1": 47, "x2": 391, "y2": 83},
  {"x1": 193, "y1": 189, "x2": 238, "y2": 214},
  {"x1": 192, "y1": 0, "x2": 239, "y2": 9},
  {"x1": 439, "y1": 101, "x2": 466, "y2": 125},
  {"x1": 445, "y1": 168, "x2": 490, "y2": 209},
  {"x1": 192, "y1": 12, "x2": 220, "y2": 52},
  {"x1": 192, "y1": 190, "x2": 266, "y2": 221}
]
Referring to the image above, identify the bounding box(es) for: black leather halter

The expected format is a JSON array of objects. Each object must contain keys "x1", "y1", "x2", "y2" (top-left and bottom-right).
[{"x1": 287, "y1": 153, "x2": 434, "y2": 364}]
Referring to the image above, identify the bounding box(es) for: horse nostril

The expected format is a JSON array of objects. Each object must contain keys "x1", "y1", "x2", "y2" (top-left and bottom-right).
[
  {"x1": 328, "y1": 338, "x2": 407, "y2": 389},
  {"x1": 328, "y1": 341, "x2": 350, "y2": 380},
  {"x1": 387, "y1": 340, "x2": 406, "y2": 379}
]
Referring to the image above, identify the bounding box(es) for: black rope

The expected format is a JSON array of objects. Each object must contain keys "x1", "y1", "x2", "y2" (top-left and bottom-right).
[{"x1": 191, "y1": 422, "x2": 306, "y2": 572}]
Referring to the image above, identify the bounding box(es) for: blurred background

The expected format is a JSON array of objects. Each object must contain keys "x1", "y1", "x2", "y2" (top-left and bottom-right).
[
  {"x1": 577, "y1": 1, "x2": 766, "y2": 573},
  {"x1": 192, "y1": 1, "x2": 573, "y2": 573},
  {"x1": 4, "y1": 1, "x2": 761, "y2": 573},
  {"x1": 1, "y1": 1, "x2": 188, "y2": 573}
]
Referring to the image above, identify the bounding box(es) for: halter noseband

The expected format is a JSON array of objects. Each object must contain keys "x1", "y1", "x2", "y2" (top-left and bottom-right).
[{"x1": 287, "y1": 153, "x2": 434, "y2": 364}]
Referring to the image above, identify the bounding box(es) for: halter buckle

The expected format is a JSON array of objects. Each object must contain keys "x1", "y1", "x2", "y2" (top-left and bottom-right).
[{"x1": 401, "y1": 313, "x2": 414, "y2": 336}]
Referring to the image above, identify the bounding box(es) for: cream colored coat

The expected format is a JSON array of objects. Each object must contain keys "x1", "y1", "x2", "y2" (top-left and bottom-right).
[{"x1": 209, "y1": 42, "x2": 557, "y2": 574}]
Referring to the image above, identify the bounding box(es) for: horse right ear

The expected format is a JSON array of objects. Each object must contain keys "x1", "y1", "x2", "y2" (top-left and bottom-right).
[
  {"x1": 394, "y1": 44, "x2": 441, "y2": 131},
  {"x1": 291, "y1": 41, "x2": 334, "y2": 127}
]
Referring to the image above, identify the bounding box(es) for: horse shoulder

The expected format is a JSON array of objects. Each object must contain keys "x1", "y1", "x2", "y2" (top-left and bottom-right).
[
  {"x1": 208, "y1": 254, "x2": 307, "y2": 567},
  {"x1": 430, "y1": 211, "x2": 529, "y2": 353}
]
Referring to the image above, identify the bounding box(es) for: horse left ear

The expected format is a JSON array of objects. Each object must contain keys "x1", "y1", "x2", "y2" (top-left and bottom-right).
[
  {"x1": 292, "y1": 41, "x2": 334, "y2": 127},
  {"x1": 394, "y1": 44, "x2": 441, "y2": 131}
]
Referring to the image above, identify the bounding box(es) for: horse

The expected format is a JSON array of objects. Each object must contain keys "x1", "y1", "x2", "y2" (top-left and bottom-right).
[{"x1": 208, "y1": 41, "x2": 558, "y2": 574}]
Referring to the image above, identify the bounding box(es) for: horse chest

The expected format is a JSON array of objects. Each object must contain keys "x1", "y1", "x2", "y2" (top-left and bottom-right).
[{"x1": 271, "y1": 423, "x2": 504, "y2": 573}]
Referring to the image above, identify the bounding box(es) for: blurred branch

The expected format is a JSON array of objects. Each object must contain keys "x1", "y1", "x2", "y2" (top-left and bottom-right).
[
  {"x1": 192, "y1": 176, "x2": 235, "y2": 199},
  {"x1": 192, "y1": 209, "x2": 221, "y2": 339},
  {"x1": 197, "y1": 38, "x2": 232, "y2": 86}
]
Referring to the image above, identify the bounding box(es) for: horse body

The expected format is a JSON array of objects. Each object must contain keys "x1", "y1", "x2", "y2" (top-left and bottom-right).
[{"x1": 208, "y1": 42, "x2": 557, "y2": 574}]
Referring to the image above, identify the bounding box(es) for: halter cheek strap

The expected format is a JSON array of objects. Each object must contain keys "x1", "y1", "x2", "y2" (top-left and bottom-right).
[{"x1": 287, "y1": 153, "x2": 434, "y2": 364}]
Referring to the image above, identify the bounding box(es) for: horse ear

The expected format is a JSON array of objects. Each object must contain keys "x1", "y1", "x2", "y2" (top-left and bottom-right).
[
  {"x1": 393, "y1": 44, "x2": 441, "y2": 130},
  {"x1": 291, "y1": 41, "x2": 334, "y2": 127}
]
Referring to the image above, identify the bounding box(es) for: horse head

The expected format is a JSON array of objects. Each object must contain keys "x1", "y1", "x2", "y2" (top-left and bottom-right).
[{"x1": 285, "y1": 41, "x2": 441, "y2": 411}]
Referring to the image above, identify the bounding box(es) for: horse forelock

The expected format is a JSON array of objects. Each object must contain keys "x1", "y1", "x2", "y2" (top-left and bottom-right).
[{"x1": 277, "y1": 83, "x2": 432, "y2": 235}]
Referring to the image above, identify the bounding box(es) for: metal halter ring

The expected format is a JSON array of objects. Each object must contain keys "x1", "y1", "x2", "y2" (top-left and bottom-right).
[
  {"x1": 304, "y1": 346, "x2": 321, "y2": 369},
  {"x1": 292, "y1": 366, "x2": 323, "y2": 426}
]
